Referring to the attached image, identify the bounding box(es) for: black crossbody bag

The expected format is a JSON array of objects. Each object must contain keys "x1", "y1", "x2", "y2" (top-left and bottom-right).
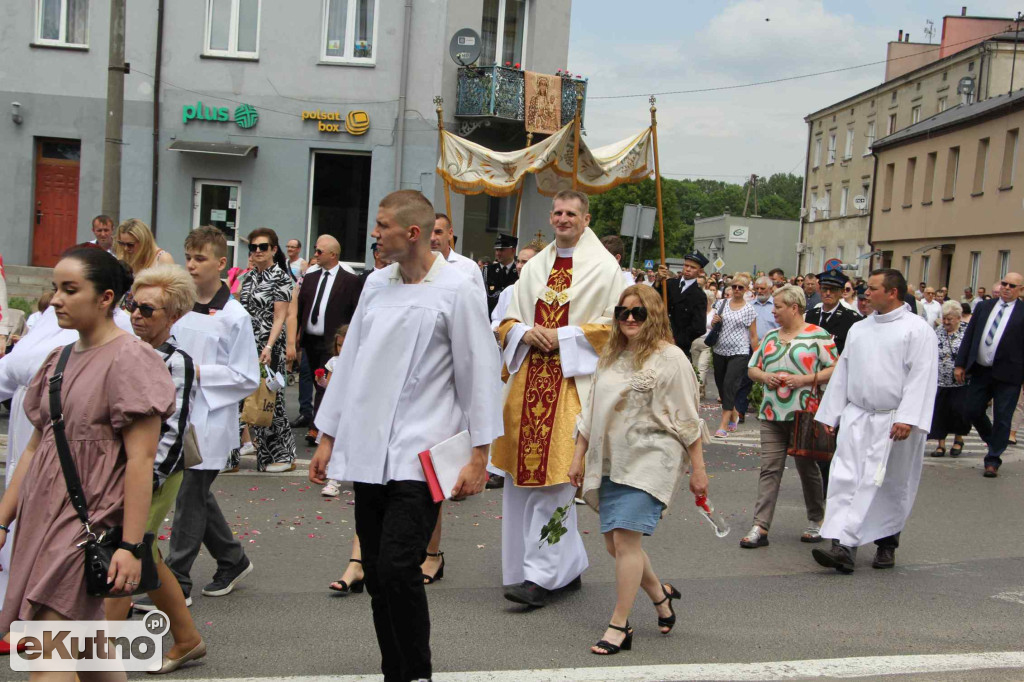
[
  {"x1": 49, "y1": 345, "x2": 160, "y2": 597},
  {"x1": 704, "y1": 300, "x2": 727, "y2": 348}
]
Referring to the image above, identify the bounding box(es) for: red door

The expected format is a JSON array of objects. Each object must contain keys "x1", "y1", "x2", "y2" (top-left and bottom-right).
[{"x1": 33, "y1": 139, "x2": 81, "y2": 267}]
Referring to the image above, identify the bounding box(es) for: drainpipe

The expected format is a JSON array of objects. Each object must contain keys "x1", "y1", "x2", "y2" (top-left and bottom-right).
[
  {"x1": 797, "y1": 120, "x2": 813, "y2": 274},
  {"x1": 866, "y1": 149, "x2": 880, "y2": 268},
  {"x1": 392, "y1": 0, "x2": 413, "y2": 190},
  {"x1": 150, "y1": 0, "x2": 164, "y2": 235}
]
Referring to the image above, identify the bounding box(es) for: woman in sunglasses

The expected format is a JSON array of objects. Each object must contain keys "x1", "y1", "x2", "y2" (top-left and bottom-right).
[
  {"x1": 234, "y1": 228, "x2": 297, "y2": 473},
  {"x1": 115, "y1": 218, "x2": 175, "y2": 274},
  {"x1": 569, "y1": 285, "x2": 710, "y2": 656},
  {"x1": 840, "y1": 281, "x2": 858, "y2": 310},
  {"x1": 710, "y1": 272, "x2": 758, "y2": 437}
]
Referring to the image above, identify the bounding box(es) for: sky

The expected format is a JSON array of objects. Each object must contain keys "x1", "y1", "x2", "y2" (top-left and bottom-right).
[{"x1": 567, "y1": 0, "x2": 1023, "y2": 183}]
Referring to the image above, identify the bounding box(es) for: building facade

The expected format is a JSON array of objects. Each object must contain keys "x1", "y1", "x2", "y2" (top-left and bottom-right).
[
  {"x1": 799, "y1": 13, "x2": 1024, "y2": 279},
  {"x1": 694, "y1": 214, "x2": 799, "y2": 277},
  {"x1": 871, "y1": 90, "x2": 1024, "y2": 293},
  {"x1": 2, "y1": 0, "x2": 574, "y2": 270}
]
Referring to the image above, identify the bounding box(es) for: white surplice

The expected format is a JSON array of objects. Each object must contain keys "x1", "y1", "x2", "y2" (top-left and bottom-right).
[
  {"x1": 315, "y1": 253, "x2": 503, "y2": 485},
  {"x1": 171, "y1": 299, "x2": 260, "y2": 471},
  {"x1": 490, "y1": 282, "x2": 516, "y2": 331},
  {"x1": 444, "y1": 248, "x2": 487, "y2": 306},
  {"x1": 815, "y1": 306, "x2": 938, "y2": 547}
]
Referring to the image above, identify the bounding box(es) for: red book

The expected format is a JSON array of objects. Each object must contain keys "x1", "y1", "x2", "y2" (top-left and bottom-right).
[{"x1": 418, "y1": 450, "x2": 445, "y2": 503}]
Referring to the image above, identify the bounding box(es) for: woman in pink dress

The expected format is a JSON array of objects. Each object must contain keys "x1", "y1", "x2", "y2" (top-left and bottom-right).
[{"x1": 0, "y1": 247, "x2": 174, "y2": 674}]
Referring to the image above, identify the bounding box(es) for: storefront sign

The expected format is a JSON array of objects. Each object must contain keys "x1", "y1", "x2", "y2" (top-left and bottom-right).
[
  {"x1": 301, "y1": 109, "x2": 369, "y2": 135},
  {"x1": 182, "y1": 101, "x2": 259, "y2": 129}
]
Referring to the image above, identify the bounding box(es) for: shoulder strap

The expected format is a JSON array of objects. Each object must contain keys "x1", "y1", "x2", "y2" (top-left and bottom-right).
[{"x1": 49, "y1": 345, "x2": 93, "y2": 532}]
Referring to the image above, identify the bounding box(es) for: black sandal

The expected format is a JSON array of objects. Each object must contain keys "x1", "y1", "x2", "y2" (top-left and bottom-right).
[
  {"x1": 653, "y1": 583, "x2": 681, "y2": 633},
  {"x1": 949, "y1": 439, "x2": 963, "y2": 457},
  {"x1": 931, "y1": 446, "x2": 946, "y2": 457},
  {"x1": 328, "y1": 559, "x2": 364, "y2": 593},
  {"x1": 422, "y1": 551, "x2": 445, "y2": 584},
  {"x1": 591, "y1": 622, "x2": 632, "y2": 655}
]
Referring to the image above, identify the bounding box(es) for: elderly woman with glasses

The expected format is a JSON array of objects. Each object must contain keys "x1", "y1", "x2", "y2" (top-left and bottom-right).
[
  {"x1": 710, "y1": 272, "x2": 758, "y2": 437},
  {"x1": 569, "y1": 284, "x2": 709, "y2": 656}
]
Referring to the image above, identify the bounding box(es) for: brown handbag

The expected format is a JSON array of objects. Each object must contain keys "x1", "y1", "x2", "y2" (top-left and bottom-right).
[{"x1": 787, "y1": 371, "x2": 836, "y2": 461}]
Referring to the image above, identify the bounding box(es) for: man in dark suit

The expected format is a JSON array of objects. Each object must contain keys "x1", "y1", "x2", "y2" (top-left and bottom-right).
[
  {"x1": 805, "y1": 269, "x2": 863, "y2": 355},
  {"x1": 484, "y1": 233, "x2": 519, "y2": 313},
  {"x1": 954, "y1": 272, "x2": 1024, "y2": 478},
  {"x1": 659, "y1": 251, "x2": 710, "y2": 359},
  {"x1": 294, "y1": 235, "x2": 362, "y2": 439}
]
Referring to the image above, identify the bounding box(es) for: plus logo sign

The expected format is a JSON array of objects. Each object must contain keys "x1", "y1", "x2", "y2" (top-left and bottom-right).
[{"x1": 234, "y1": 104, "x2": 259, "y2": 129}]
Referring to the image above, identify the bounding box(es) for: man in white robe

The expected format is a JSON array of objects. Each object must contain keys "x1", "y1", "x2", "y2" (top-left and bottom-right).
[
  {"x1": 812, "y1": 269, "x2": 937, "y2": 573},
  {"x1": 310, "y1": 190, "x2": 502, "y2": 682}
]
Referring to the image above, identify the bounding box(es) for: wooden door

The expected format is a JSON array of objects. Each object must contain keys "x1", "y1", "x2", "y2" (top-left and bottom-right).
[{"x1": 33, "y1": 139, "x2": 81, "y2": 267}]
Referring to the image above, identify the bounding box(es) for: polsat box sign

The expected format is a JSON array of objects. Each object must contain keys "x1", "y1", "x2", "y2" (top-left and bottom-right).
[{"x1": 302, "y1": 109, "x2": 369, "y2": 135}]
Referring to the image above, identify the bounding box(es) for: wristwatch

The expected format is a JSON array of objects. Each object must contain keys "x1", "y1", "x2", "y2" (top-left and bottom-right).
[{"x1": 118, "y1": 540, "x2": 146, "y2": 559}]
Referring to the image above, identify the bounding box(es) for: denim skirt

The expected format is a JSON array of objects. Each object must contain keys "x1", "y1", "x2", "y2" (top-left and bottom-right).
[{"x1": 598, "y1": 476, "x2": 665, "y2": 536}]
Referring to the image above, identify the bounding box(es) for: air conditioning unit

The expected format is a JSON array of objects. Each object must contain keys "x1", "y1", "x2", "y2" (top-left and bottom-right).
[{"x1": 796, "y1": 242, "x2": 807, "y2": 254}]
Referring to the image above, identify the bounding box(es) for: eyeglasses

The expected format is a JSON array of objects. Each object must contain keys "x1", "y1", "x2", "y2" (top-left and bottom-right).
[
  {"x1": 614, "y1": 306, "x2": 648, "y2": 322},
  {"x1": 248, "y1": 243, "x2": 271, "y2": 253},
  {"x1": 126, "y1": 300, "x2": 165, "y2": 318},
  {"x1": 732, "y1": 285, "x2": 746, "y2": 291},
  {"x1": 1000, "y1": 281, "x2": 1019, "y2": 289},
  {"x1": 116, "y1": 240, "x2": 136, "y2": 249},
  {"x1": 314, "y1": 248, "x2": 327, "y2": 256}
]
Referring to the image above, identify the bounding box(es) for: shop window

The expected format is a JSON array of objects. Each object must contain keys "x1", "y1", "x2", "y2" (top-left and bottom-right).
[
  {"x1": 35, "y1": 0, "x2": 88, "y2": 47},
  {"x1": 481, "y1": 0, "x2": 528, "y2": 67},
  {"x1": 322, "y1": 0, "x2": 377, "y2": 64},
  {"x1": 205, "y1": 0, "x2": 260, "y2": 58},
  {"x1": 309, "y1": 151, "x2": 372, "y2": 265}
]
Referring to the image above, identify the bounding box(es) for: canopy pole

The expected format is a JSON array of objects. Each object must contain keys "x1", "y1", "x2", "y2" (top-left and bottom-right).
[
  {"x1": 650, "y1": 96, "x2": 668, "y2": 306},
  {"x1": 434, "y1": 96, "x2": 453, "y2": 232},
  {"x1": 572, "y1": 91, "x2": 582, "y2": 191},
  {"x1": 512, "y1": 131, "x2": 533, "y2": 239}
]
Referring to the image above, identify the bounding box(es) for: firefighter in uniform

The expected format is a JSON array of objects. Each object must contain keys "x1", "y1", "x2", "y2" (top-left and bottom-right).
[{"x1": 485, "y1": 233, "x2": 519, "y2": 314}]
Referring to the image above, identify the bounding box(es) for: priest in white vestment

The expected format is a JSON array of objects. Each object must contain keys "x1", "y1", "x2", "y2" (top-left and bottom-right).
[
  {"x1": 492, "y1": 190, "x2": 627, "y2": 607},
  {"x1": 310, "y1": 191, "x2": 502, "y2": 682},
  {"x1": 812, "y1": 269, "x2": 937, "y2": 573}
]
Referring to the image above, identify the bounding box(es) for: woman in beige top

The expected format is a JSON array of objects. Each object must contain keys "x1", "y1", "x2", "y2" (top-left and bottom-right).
[
  {"x1": 569, "y1": 284, "x2": 710, "y2": 656},
  {"x1": 115, "y1": 218, "x2": 175, "y2": 274}
]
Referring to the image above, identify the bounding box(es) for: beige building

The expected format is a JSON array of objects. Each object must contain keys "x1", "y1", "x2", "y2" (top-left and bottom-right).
[
  {"x1": 799, "y1": 14, "x2": 1024, "y2": 277},
  {"x1": 871, "y1": 90, "x2": 1024, "y2": 293}
]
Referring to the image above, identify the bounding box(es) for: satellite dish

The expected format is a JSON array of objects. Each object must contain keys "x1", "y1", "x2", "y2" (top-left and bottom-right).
[
  {"x1": 853, "y1": 195, "x2": 867, "y2": 210},
  {"x1": 449, "y1": 28, "x2": 482, "y2": 67},
  {"x1": 957, "y1": 76, "x2": 975, "y2": 96}
]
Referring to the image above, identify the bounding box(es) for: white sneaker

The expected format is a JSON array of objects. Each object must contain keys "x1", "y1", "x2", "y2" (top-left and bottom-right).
[
  {"x1": 238, "y1": 442, "x2": 256, "y2": 457},
  {"x1": 321, "y1": 480, "x2": 341, "y2": 497},
  {"x1": 264, "y1": 461, "x2": 297, "y2": 473}
]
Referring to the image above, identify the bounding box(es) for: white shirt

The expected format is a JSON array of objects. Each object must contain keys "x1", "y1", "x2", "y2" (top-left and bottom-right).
[
  {"x1": 444, "y1": 249, "x2": 487, "y2": 307},
  {"x1": 978, "y1": 299, "x2": 1016, "y2": 366},
  {"x1": 88, "y1": 238, "x2": 116, "y2": 255},
  {"x1": 316, "y1": 253, "x2": 504, "y2": 485},
  {"x1": 679, "y1": 278, "x2": 696, "y2": 293},
  {"x1": 920, "y1": 299, "x2": 942, "y2": 328},
  {"x1": 491, "y1": 282, "x2": 516, "y2": 331},
  {"x1": 305, "y1": 263, "x2": 341, "y2": 337},
  {"x1": 289, "y1": 257, "x2": 307, "y2": 278},
  {"x1": 621, "y1": 269, "x2": 635, "y2": 287}
]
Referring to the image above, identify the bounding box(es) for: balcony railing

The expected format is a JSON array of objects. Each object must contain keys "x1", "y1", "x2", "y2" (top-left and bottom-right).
[{"x1": 455, "y1": 66, "x2": 586, "y2": 133}]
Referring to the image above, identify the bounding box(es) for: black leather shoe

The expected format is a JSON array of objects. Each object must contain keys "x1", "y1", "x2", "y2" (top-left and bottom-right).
[
  {"x1": 290, "y1": 414, "x2": 311, "y2": 428},
  {"x1": 485, "y1": 474, "x2": 505, "y2": 489},
  {"x1": 872, "y1": 546, "x2": 896, "y2": 569},
  {"x1": 983, "y1": 466, "x2": 999, "y2": 478},
  {"x1": 503, "y1": 581, "x2": 551, "y2": 607},
  {"x1": 812, "y1": 545, "x2": 855, "y2": 574}
]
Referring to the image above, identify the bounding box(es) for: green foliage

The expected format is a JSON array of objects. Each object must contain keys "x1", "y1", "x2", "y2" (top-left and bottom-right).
[
  {"x1": 7, "y1": 297, "x2": 34, "y2": 316},
  {"x1": 538, "y1": 498, "x2": 576, "y2": 548},
  {"x1": 748, "y1": 382, "x2": 764, "y2": 412},
  {"x1": 587, "y1": 173, "x2": 803, "y2": 263}
]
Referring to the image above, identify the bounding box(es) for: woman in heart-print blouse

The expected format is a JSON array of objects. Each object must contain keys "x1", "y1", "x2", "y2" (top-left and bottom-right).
[{"x1": 738, "y1": 284, "x2": 838, "y2": 550}]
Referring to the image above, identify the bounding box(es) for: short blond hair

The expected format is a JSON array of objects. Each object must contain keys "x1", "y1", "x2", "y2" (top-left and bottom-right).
[
  {"x1": 773, "y1": 284, "x2": 806, "y2": 312},
  {"x1": 131, "y1": 264, "x2": 197, "y2": 320},
  {"x1": 732, "y1": 272, "x2": 752, "y2": 287},
  {"x1": 379, "y1": 190, "x2": 436, "y2": 234}
]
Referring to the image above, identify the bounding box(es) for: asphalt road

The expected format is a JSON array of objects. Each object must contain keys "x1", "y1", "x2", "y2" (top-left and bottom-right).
[{"x1": 2, "y1": 382, "x2": 1023, "y2": 681}]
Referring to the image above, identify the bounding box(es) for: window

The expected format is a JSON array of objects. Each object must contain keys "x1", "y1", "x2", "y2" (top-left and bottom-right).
[
  {"x1": 322, "y1": 0, "x2": 378, "y2": 63},
  {"x1": 921, "y1": 255, "x2": 931, "y2": 284},
  {"x1": 861, "y1": 181, "x2": 871, "y2": 210},
  {"x1": 35, "y1": 0, "x2": 88, "y2": 47},
  {"x1": 969, "y1": 61, "x2": 975, "y2": 72},
  {"x1": 844, "y1": 126, "x2": 854, "y2": 159},
  {"x1": 840, "y1": 185, "x2": 849, "y2": 216},
  {"x1": 819, "y1": 247, "x2": 827, "y2": 271},
  {"x1": 882, "y1": 162, "x2": 895, "y2": 210},
  {"x1": 969, "y1": 252, "x2": 980, "y2": 290},
  {"x1": 887, "y1": 113, "x2": 897, "y2": 135},
  {"x1": 823, "y1": 188, "x2": 832, "y2": 218},
  {"x1": 903, "y1": 157, "x2": 917, "y2": 206},
  {"x1": 923, "y1": 151, "x2": 937, "y2": 203},
  {"x1": 205, "y1": 0, "x2": 260, "y2": 58},
  {"x1": 916, "y1": 82, "x2": 922, "y2": 91},
  {"x1": 891, "y1": 91, "x2": 898, "y2": 103},
  {"x1": 944, "y1": 146, "x2": 960, "y2": 199},
  {"x1": 827, "y1": 134, "x2": 836, "y2": 165},
  {"x1": 999, "y1": 251, "x2": 1011, "y2": 279},
  {"x1": 973, "y1": 137, "x2": 989, "y2": 194},
  {"x1": 943, "y1": 71, "x2": 948, "y2": 82},
  {"x1": 865, "y1": 120, "x2": 876, "y2": 154},
  {"x1": 837, "y1": 245, "x2": 845, "y2": 262},
  {"x1": 481, "y1": 0, "x2": 527, "y2": 66},
  {"x1": 813, "y1": 137, "x2": 822, "y2": 168},
  {"x1": 938, "y1": 96, "x2": 948, "y2": 112},
  {"x1": 809, "y1": 191, "x2": 818, "y2": 221},
  {"x1": 1000, "y1": 128, "x2": 1019, "y2": 188},
  {"x1": 911, "y1": 106, "x2": 921, "y2": 124},
  {"x1": 902, "y1": 256, "x2": 911, "y2": 279}
]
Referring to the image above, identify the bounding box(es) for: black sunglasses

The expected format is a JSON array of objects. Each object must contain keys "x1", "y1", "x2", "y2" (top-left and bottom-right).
[
  {"x1": 248, "y1": 243, "x2": 272, "y2": 253},
  {"x1": 1000, "y1": 281, "x2": 1019, "y2": 289},
  {"x1": 614, "y1": 306, "x2": 648, "y2": 322},
  {"x1": 116, "y1": 240, "x2": 135, "y2": 249},
  {"x1": 126, "y1": 300, "x2": 165, "y2": 318}
]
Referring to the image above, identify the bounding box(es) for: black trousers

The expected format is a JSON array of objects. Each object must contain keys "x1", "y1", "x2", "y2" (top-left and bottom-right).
[
  {"x1": 302, "y1": 334, "x2": 330, "y2": 416},
  {"x1": 354, "y1": 481, "x2": 441, "y2": 682},
  {"x1": 963, "y1": 365, "x2": 1022, "y2": 469},
  {"x1": 713, "y1": 353, "x2": 750, "y2": 412}
]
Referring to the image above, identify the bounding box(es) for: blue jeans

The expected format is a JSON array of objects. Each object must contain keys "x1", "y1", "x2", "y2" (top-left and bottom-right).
[{"x1": 963, "y1": 365, "x2": 1022, "y2": 469}]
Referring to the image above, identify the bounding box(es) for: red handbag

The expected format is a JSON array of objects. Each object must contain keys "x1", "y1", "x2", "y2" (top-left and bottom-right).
[{"x1": 787, "y1": 371, "x2": 836, "y2": 461}]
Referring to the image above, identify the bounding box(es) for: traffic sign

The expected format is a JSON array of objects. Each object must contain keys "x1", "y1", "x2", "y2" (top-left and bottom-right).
[
  {"x1": 643, "y1": 259, "x2": 654, "y2": 270},
  {"x1": 712, "y1": 257, "x2": 726, "y2": 272},
  {"x1": 824, "y1": 258, "x2": 842, "y2": 272}
]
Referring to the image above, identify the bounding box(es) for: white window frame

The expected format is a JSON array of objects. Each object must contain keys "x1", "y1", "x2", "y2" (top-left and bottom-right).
[
  {"x1": 969, "y1": 251, "x2": 980, "y2": 290},
  {"x1": 204, "y1": 0, "x2": 262, "y2": 59},
  {"x1": 902, "y1": 256, "x2": 911, "y2": 279},
  {"x1": 938, "y1": 96, "x2": 948, "y2": 113},
  {"x1": 809, "y1": 191, "x2": 817, "y2": 221},
  {"x1": 921, "y1": 255, "x2": 931, "y2": 285},
  {"x1": 865, "y1": 120, "x2": 876, "y2": 156},
  {"x1": 911, "y1": 105, "x2": 921, "y2": 124},
  {"x1": 823, "y1": 188, "x2": 831, "y2": 219},
  {"x1": 888, "y1": 113, "x2": 897, "y2": 135},
  {"x1": 840, "y1": 185, "x2": 849, "y2": 217},
  {"x1": 827, "y1": 133, "x2": 837, "y2": 165},
  {"x1": 482, "y1": 0, "x2": 531, "y2": 68},
  {"x1": 843, "y1": 126, "x2": 854, "y2": 159},
  {"x1": 999, "y1": 251, "x2": 1010, "y2": 279},
  {"x1": 320, "y1": 0, "x2": 381, "y2": 65},
  {"x1": 34, "y1": 0, "x2": 89, "y2": 47},
  {"x1": 813, "y1": 137, "x2": 822, "y2": 168}
]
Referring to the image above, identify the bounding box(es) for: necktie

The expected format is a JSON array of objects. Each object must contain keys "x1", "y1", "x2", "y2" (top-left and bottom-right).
[
  {"x1": 310, "y1": 271, "x2": 330, "y2": 326},
  {"x1": 985, "y1": 302, "x2": 1007, "y2": 347}
]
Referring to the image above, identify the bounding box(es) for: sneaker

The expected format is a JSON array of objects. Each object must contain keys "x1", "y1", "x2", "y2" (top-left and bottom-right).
[
  {"x1": 133, "y1": 594, "x2": 191, "y2": 611},
  {"x1": 800, "y1": 523, "x2": 824, "y2": 543},
  {"x1": 202, "y1": 558, "x2": 254, "y2": 597},
  {"x1": 739, "y1": 525, "x2": 769, "y2": 548},
  {"x1": 264, "y1": 461, "x2": 297, "y2": 473},
  {"x1": 238, "y1": 442, "x2": 256, "y2": 457},
  {"x1": 321, "y1": 479, "x2": 341, "y2": 497}
]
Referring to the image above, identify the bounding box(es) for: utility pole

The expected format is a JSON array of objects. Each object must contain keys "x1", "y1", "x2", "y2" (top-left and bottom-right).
[
  {"x1": 742, "y1": 174, "x2": 759, "y2": 217},
  {"x1": 102, "y1": 0, "x2": 127, "y2": 222},
  {"x1": 1011, "y1": 12, "x2": 1022, "y2": 96}
]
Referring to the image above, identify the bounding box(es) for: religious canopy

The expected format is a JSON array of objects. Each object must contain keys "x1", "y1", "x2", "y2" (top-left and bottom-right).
[{"x1": 435, "y1": 122, "x2": 654, "y2": 197}]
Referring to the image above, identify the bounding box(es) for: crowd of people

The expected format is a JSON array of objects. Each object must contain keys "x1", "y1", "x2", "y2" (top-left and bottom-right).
[{"x1": 0, "y1": 190, "x2": 1019, "y2": 682}]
